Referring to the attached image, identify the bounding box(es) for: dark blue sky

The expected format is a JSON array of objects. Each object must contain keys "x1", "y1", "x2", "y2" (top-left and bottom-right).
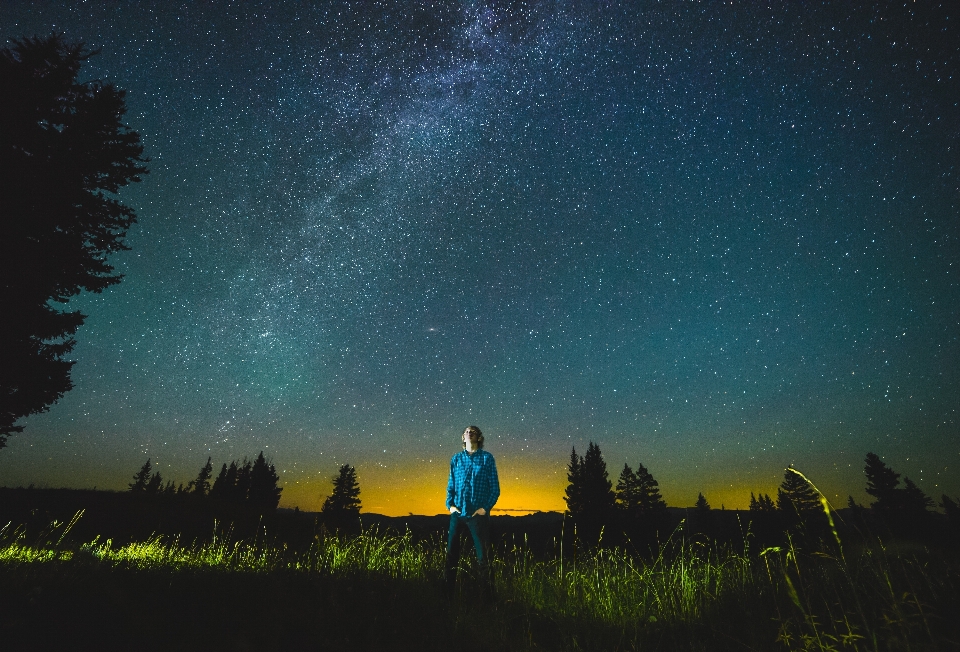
[{"x1": 2, "y1": 1, "x2": 957, "y2": 515}]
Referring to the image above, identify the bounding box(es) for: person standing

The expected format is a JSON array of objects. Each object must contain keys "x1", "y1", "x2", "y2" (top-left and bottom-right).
[{"x1": 445, "y1": 425, "x2": 500, "y2": 595}]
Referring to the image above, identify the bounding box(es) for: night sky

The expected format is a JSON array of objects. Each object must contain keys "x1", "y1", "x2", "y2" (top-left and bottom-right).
[{"x1": 2, "y1": 1, "x2": 957, "y2": 516}]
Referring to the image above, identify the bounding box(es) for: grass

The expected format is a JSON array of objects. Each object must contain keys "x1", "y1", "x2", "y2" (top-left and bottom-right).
[{"x1": 1, "y1": 508, "x2": 957, "y2": 650}]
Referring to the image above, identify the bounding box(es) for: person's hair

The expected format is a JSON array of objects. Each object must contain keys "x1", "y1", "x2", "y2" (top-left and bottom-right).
[{"x1": 462, "y1": 425, "x2": 484, "y2": 449}]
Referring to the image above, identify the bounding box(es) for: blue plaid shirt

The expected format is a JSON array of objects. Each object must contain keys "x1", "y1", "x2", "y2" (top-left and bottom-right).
[{"x1": 446, "y1": 449, "x2": 500, "y2": 515}]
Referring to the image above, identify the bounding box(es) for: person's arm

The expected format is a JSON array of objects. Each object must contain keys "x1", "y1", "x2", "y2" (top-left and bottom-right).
[
  {"x1": 487, "y1": 455, "x2": 500, "y2": 512},
  {"x1": 475, "y1": 453, "x2": 500, "y2": 515},
  {"x1": 446, "y1": 457, "x2": 460, "y2": 513}
]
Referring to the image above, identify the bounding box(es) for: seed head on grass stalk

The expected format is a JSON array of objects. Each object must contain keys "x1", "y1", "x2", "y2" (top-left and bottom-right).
[{"x1": 784, "y1": 466, "x2": 844, "y2": 560}]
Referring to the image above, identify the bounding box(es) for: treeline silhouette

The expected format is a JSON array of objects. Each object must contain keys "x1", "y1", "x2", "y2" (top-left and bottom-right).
[
  {"x1": 128, "y1": 453, "x2": 282, "y2": 511},
  {"x1": 2, "y1": 444, "x2": 956, "y2": 554},
  {"x1": 125, "y1": 455, "x2": 363, "y2": 532},
  {"x1": 563, "y1": 442, "x2": 960, "y2": 551}
]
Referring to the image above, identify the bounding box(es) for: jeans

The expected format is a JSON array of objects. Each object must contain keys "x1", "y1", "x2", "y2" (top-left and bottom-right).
[{"x1": 444, "y1": 512, "x2": 490, "y2": 590}]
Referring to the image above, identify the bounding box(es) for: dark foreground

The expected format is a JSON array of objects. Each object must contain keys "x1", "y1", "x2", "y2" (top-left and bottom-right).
[{"x1": 2, "y1": 488, "x2": 959, "y2": 651}]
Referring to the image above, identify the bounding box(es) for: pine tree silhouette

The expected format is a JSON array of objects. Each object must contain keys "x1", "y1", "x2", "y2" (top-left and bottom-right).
[
  {"x1": 864, "y1": 452, "x2": 901, "y2": 511},
  {"x1": 322, "y1": 464, "x2": 361, "y2": 532},
  {"x1": 777, "y1": 467, "x2": 820, "y2": 515},
  {"x1": 695, "y1": 492, "x2": 710, "y2": 511},
  {"x1": 209, "y1": 463, "x2": 230, "y2": 500},
  {"x1": 564, "y1": 442, "x2": 615, "y2": 543},
  {"x1": 0, "y1": 35, "x2": 147, "y2": 446},
  {"x1": 616, "y1": 462, "x2": 666, "y2": 517},
  {"x1": 145, "y1": 471, "x2": 163, "y2": 494},
  {"x1": 249, "y1": 452, "x2": 282, "y2": 510},
  {"x1": 615, "y1": 464, "x2": 639, "y2": 515},
  {"x1": 634, "y1": 462, "x2": 666, "y2": 513},
  {"x1": 563, "y1": 447, "x2": 584, "y2": 516},
  {"x1": 748, "y1": 492, "x2": 776, "y2": 512},
  {"x1": 235, "y1": 459, "x2": 252, "y2": 502},
  {"x1": 901, "y1": 477, "x2": 933, "y2": 513},
  {"x1": 129, "y1": 459, "x2": 152, "y2": 492},
  {"x1": 187, "y1": 457, "x2": 213, "y2": 497},
  {"x1": 581, "y1": 443, "x2": 615, "y2": 517}
]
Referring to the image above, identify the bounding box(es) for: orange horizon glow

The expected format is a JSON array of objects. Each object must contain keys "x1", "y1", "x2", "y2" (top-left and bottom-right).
[{"x1": 277, "y1": 458, "x2": 827, "y2": 516}]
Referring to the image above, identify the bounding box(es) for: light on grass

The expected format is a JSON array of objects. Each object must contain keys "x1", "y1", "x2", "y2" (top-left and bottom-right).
[{"x1": 2, "y1": 498, "x2": 956, "y2": 650}]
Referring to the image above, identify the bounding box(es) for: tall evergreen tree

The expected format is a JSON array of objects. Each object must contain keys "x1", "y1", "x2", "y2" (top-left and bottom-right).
[
  {"x1": 188, "y1": 457, "x2": 213, "y2": 496},
  {"x1": 145, "y1": 470, "x2": 163, "y2": 494},
  {"x1": 777, "y1": 467, "x2": 821, "y2": 525},
  {"x1": 578, "y1": 442, "x2": 615, "y2": 520},
  {"x1": 129, "y1": 459, "x2": 152, "y2": 492},
  {"x1": 901, "y1": 477, "x2": 933, "y2": 513},
  {"x1": 564, "y1": 446, "x2": 584, "y2": 516},
  {"x1": 749, "y1": 492, "x2": 776, "y2": 512},
  {"x1": 0, "y1": 35, "x2": 147, "y2": 446},
  {"x1": 616, "y1": 461, "x2": 667, "y2": 544},
  {"x1": 615, "y1": 464, "x2": 640, "y2": 516},
  {"x1": 695, "y1": 492, "x2": 710, "y2": 511},
  {"x1": 633, "y1": 462, "x2": 666, "y2": 514},
  {"x1": 864, "y1": 452, "x2": 901, "y2": 510},
  {"x1": 248, "y1": 451, "x2": 282, "y2": 510},
  {"x1": 322, "y1": 464, "x2": 361, "y2": 517},
  {"x1": 209, "y1": 463, "x2": 230, "y2": 500},
  {"x1": 234, "y1": 459, "x2": 252, "y2": 502}
]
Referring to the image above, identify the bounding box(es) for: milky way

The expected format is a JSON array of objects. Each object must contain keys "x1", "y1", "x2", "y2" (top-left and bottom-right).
[{"x1": 2, "y1": 1, "x2": 957, "y2": 515}]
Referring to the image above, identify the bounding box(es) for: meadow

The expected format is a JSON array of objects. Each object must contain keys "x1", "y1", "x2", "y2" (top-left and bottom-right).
[{"x1": 1, "y1": 505, "x2": 957, "y2": 651}]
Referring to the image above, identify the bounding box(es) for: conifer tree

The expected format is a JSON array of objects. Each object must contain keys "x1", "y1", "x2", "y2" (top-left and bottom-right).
[
  {"x1": 777, "y1": 467, "x2": 820, "y2": 515},
  {"x1": 209, "y1": 463, "x2": 229, "y2": 500},
  {"x1": 322, "y1": 464, "x2": 361, "y2": 519},
  {"x1": 695, "y1": 492, "x2": 710, "y2": 511},
  {"x1": 750, "y1": 491, "x2": 777, "y2": 512},
  {"x1": 145, "y1": 470, "x2": 163, "y2": 494},
  {"x1": 864, "y1": 452, "x2": 901, "y2": 510},
  {"x1": 249, "y1": 451, "x2": 282, "y2": 510},
  {"x1": 633, "y1": 462, "x2": 666, "y2": 514},
  {"x1": 235, "y1": 459, "x2": 252, "y2": 502},
  {"x1": 901, "y1": 477, "x2": 933, "y2": 513},
  {"x1": 750, "y1": 492, "x2": 776, "y2": 512},
  {"x1": 579, "y1": 442, "x2": 615, "y2": 519},
  {"x1": 615, "y1": 464, "x2": 639, "y2": 515},
  {"x1": 564, "y1": 447, "x2": 584, "y2": 516},
  {"x1": 188, "y1": 457, "x2": 213, "y2": 496},
  {"x1": 0, "y1": 35, "x2": 147, "y2": 446},
  {"x1": 129, "y1": 459, "x2": 151, "y2": 492},
  {"x1": 757, "y1": 493, "x2": 775, "y2": 511}
]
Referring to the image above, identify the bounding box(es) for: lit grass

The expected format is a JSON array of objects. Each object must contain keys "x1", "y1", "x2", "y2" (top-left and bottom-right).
[
  {"x1": 2, "y1": 509, "x2": 957, "y2": 650},
  {"x1": 1, "y1": 514, "x2": 443, "y2": 576},
  {"x1": 493, "y1": 533, "x2": 752, "y2": 626}
]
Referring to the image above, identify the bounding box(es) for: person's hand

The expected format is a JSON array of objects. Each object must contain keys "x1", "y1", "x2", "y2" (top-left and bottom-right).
[
  {"x1": 472, "y1": 507, "x2": 486, "y2": 516},
  {"x1": 449, "y1": 506, "x2": 460, "y2": 514}
]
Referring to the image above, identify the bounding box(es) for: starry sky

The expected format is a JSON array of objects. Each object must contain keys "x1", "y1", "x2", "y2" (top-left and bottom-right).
[{"x1": 2, "y1": 1, "x2": 957, "y2": 516}]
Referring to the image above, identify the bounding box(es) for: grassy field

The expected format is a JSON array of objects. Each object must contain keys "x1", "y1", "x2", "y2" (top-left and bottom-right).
[{"x1": 1, "y1": 509, "x2": 957, "y2": 651}]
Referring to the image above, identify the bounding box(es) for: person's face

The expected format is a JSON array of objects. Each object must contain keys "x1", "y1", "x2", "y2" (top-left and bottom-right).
[{"x1": 463, "y1": 429, "x2": 479, "y2": 451}]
